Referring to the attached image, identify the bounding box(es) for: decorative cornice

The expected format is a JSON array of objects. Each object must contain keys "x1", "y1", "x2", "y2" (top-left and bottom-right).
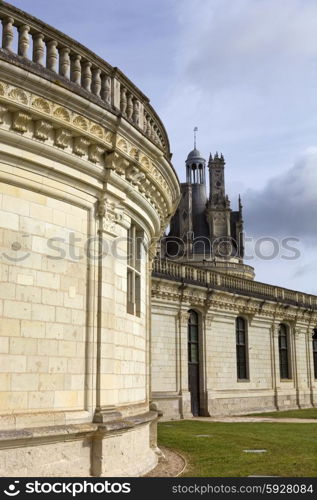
[
  {"x1": 152, "y1": 277, "x2": 317, "y2": 325},
  {"x1": 0, "y1": 80, "x2": 179, "y2": 237}
]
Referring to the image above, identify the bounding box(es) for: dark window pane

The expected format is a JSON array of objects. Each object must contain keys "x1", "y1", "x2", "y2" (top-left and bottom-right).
[
  {"x1": 279, "y1": 324, "x2": 290, "y2": 379},
  {"x1": 189, "y1": 325, "x2": 198, "y2": 342},
  {"x1": 190, "y1": 344, "x2": 199, "y2": 364},
  {"x1": 236, "y1": 317, "x2": 248, "y2": 379}
]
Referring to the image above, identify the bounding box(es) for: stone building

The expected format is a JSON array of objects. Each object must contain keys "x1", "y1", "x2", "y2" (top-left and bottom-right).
[
  {"x1": 0, "y1": 0, "x2": 316, "y2": 480},
  {"x1": 0, "y1": 2, "x2": 179, "y2": 476},
  {"x1": 151, "y1": 148, "x2": 317, "y2": 420}
]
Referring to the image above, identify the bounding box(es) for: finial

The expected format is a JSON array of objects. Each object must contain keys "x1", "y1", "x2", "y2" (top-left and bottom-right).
[
  {"x1": 209, "y1": 153, "x2": 213, "y2": 162},
  {"x1": 215, "y1": 151, "x2": 219, "y2": 159},
  {"x1": 194, "y1": 126, "x2": 198, "y2": 149},
  {"x1": 220, "y1": 153, "x2": 224, "y2": 161},
  {"x1": 239, "y1": 194, "x2": 243, "y2": 211}
]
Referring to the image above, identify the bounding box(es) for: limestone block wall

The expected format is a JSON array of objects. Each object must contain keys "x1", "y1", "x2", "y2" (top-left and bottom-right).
[
  {"x1": 151, "y1": 308, "x2": 177, "y2": 393},
  {"x1": 0, "y1": 183, "x2": 89, "y2": 415}
]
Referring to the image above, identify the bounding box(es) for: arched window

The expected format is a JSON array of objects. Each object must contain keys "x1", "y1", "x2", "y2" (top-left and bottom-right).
[
  {"x1": 236, "y1": 317, "x2": 248, "y2": 380},
  {"x1": 278, "y1": 324, "x2": 291, "y2": 379},
  {"x1": 313, "y1": 329, "x2": 317, "y2": 380}
]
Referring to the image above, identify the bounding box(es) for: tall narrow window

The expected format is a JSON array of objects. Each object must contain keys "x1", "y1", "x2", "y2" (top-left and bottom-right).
[
  {"x1": 127, "y1": 224, "x2": 141, "y2": 316},
  {"x1": 188, "y1": 310, "x2": 199, "y2": 364},
  {"x1": 313, "y1": 329, "x2": 317, "y2": 380},
  {"x1": 279, "y1": 323, "x2": 291, "y2": 379},
  {"x1": 236, "y1": 317, "x2": 248, "y2": 380},
  {"x1": 188, "y1": 310, "x2": 200, "y2": 416}
]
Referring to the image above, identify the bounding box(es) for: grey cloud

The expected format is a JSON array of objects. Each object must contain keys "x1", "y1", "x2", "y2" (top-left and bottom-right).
[{"x1": 243, "y1": 150, "x2": 317, "y2": 240}]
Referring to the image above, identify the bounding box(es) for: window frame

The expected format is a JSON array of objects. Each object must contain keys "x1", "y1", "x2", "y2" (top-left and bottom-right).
[
  {"x1": 278, "y1": 323, "x2": 292, "y2": 380},
  {"x1": 312, "y1": 329, "x2": 317, "y2": 380},
  {"x1": 127, "y1": 224, "x2": 142, "y2": 317},
  {"x1": 188, "y1": 310, "x2": 199, "y2": 365},
  {"x1": 236, "y1": 316, "x2": 249, "y2": 381}
]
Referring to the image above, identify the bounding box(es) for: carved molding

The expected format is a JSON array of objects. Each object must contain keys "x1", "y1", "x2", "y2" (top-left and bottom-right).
[
  {"x1": 12, "y1": 111, "x2": 31, "y2": 132},
  {"x1": 152, "y1": 278, "x2": 317, "y2": 326},
  {"x1": 0, "y1": 80, "x2": 177, "y2": 235},
  {"x1": 0, "y1": 104, "x2": 7, "y2": 123},
  {"x1": 73, "y1": 136, "x2": 90, "y2": 156},
  {"x1": 55, "y1": 128, "x2": 72, "y2": 149},
  {"x1": 97, "y1": 196, "x2": 130, "y2": 236},
  {"x1": 89, "y1": 144, "x2": 105, "y2": 164},
  {"x1": 34, "y1": 119, "x2": 53, "y2": 141}
]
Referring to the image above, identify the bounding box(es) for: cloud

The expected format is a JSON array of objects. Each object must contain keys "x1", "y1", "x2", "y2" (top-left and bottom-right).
[
  {"x1": 243, "y1": 148, "x2": 317, "y2": 241},
  {"x1": 161, "y1": 0, "x2": 317, "y2": 187}
]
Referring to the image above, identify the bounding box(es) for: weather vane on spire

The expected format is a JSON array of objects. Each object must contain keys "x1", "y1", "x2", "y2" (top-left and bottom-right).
[{"x1": 194, "y1": 126, "x2": 198, "y2": 149}]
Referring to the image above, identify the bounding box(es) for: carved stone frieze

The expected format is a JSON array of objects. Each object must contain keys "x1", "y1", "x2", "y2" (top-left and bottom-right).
[
  {"x1": 34, "y1": 119, "x2": 53, "y2": 140},
  {"x1": 55, "y1": 128, "x2": 72, "y2": 149},
  {"x1": 105, "y1": 151, "x2": 130, "y2": 176},
  {"x1": 152, "y1": 277, "x2": 317, "y2": 327},
  {"x1": 0, "y1": 104, "x2": 7, "y2": 124},
  {"x1": 12, "y1": 111, "x2": 31, "y2": 132},
  {"x1": 73, "y1": 136, "x2": 90, "y2": 156},
  {"x1": 97, "y1": 196, "x2": 130, "y2": 236},
  {"x1": 126, "y1": 165, "x2": 146, "y2": 186},
  {"x1": 0, "y1": 80, "x2": 178, "y2": 235},
  {"x1": 89, "y1": 144, "x2": 105, "y2": 164}
]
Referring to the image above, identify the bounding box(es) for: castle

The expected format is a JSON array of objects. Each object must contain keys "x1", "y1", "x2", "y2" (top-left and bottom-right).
[{"x1": 0, "y1": 1, "x2": 316, "y2": 477}]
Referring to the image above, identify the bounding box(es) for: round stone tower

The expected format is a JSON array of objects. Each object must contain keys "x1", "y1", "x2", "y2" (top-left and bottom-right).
[{"x1": 0, "y1": 1, "x2": 180, "y2": 476}]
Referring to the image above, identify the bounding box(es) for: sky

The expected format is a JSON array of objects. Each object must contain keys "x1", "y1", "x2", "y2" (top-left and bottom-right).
[{"x1": 12, "y1": 0, "x2": 317, "y2": 294}]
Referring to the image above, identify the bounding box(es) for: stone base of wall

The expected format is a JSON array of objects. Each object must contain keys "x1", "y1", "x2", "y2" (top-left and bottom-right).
[
  {"x1": 208, "y1": 395, "x2": 277, "y2": 416},
  {"x1": 0, "y1": 413, "x2": 158, "y2": 477},
  {"x1": 152, "y1": 392, "x2": 192, "y2": 421},
  {"x1": 153, "y1": 391, "x2": 316, "y2": 420},
  {"x1": 152, "y1": 396, "x2": 182, "y2": 421}
]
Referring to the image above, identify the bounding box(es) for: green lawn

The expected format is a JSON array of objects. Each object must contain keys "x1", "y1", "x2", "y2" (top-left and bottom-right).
[
  {"x1": 158, "y1": 420, "x2": 317, "y2": 477},
  {"x1": 245, "y1": 408, "x2": 317, "y2": 419}
]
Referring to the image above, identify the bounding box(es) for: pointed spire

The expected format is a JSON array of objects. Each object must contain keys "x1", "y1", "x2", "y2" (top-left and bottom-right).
[
  {"x1": 193, "y1": 126, "x2": 198, "y2": 149},
  {"x1": 215, "y1": 151, "x2": 219, "y2": 159},
  {"x1": 239, "y1": 194, "x2": 243, "y2": 212}
]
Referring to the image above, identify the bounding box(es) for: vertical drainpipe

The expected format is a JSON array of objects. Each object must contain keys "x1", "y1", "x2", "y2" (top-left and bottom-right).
[
  {"x1": 292, "y1": 324, "x2": 301, "y2": 408},
  {"x1": 270, "y1": 321, "x2": 279, "y2": 410}
]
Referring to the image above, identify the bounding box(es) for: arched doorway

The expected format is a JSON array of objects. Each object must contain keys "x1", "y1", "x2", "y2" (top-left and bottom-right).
[{"x1": 188, "y1": 310, "x2": 200, "y2": 416}]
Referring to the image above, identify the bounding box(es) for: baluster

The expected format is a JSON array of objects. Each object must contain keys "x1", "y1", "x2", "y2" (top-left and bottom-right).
[
  {"x1": 82, "y1": 61, "x2": 92, "y2": 91},
  {"x1": 132, "y1": 99, "x2": 140, "y2": 125},
  {"x1": 120, "y1": 87, "x2": 127, "y2": 115},
  {"x1": 127, "y1": 92, "x2": 133, "y2": 120},
  {"x1": 101, "y1": 75, "x2": 111, "y2": 104},
  {"x1": 149, "y1": 118, "x2": 153, "y2": 139},
  {"x1": 32, "y1": 33, "x2": 45, "y2": 65},
  {"x1": 2, "y1": 17, "x2": 14, "y2": 51},
  {"x1": 46, "y1": 40, "x2": 58, "y2": 72},
  {"x1": 70, "y1": 54, "x2": 81, "y2": 84},
  {"x1": 153, "y1": 125, "x2": 159, "y2": 143},
  {"x1": 91, "y1": 67, "x2": 101, "y2": 96},
  {"x1": 143, "y1": 114, "x2": 148, "y2": 133},
  {"x1": 59, "y1": 47, "x2": 70, "y2": 78},
  {"x1": 18, "y1": 25, "x2": 30, "y2": 57}
]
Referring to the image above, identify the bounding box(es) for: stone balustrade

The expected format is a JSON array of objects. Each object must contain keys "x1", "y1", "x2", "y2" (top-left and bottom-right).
[
  {"x1": 0, "y1": 1, "x2": 170, "y2": 156},
  {"x1": 153, "y1": 259, "x2": 317, "y2": 310}
]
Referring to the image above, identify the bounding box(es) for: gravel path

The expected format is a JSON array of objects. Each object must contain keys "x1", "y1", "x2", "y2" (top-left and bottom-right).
[
  {"x1": 144, "y1": 447, "x2": 186, "y2": 477},
  {"x1": 191, "y1": 416, "x2": 317, "y2": 423}
]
